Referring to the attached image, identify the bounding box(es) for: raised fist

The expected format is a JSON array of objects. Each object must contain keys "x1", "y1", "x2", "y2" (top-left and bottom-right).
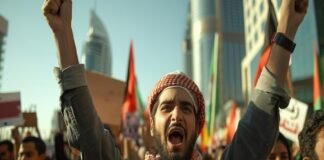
[
  {"x1": 278, "y1": 0, "x2": 308, "y2": 38},
  {"x1": 42, "y1": 0, "x2": 72, "y2": 33}
]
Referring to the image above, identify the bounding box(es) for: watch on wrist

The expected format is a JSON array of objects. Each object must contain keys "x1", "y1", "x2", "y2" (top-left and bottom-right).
[{"x1": 272, "y1": 32, "x2": 296, "y2": 53}]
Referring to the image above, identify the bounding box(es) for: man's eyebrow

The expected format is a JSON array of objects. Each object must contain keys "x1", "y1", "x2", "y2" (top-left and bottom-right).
[
  {"x1": 159, "y1": 99, "x2": 174, "y2": 105},
  {"x1": 180, "y1": 100, "x2": 194, "y2": 107}
]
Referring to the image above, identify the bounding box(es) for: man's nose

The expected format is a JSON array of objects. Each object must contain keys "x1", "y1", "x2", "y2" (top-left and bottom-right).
[{"x1": 171, "y1": 106, "x2": 183, "y2": 122}]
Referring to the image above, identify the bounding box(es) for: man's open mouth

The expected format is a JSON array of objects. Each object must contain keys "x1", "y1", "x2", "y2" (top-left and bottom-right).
[{"x1": 167, "y1": 127, "x2": 185, "y2": 145}]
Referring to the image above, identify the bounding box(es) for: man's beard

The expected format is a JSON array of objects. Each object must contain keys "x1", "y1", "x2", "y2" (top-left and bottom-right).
[{"x1": 152, "y1": 128, "x2": 197, "y2": 160}]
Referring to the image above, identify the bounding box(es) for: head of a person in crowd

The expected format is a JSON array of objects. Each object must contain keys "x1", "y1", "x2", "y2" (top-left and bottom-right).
[
  {"x1": 299, "y1": 109, "x2": 324, "y2": 160},
  {"x1": 0, "y1": 140, "x2": 14, "y2": 160},
  {"x1": 18, "y1": 136, "x2": 46, "y2": 160},
  {"x1": 147, "y1": 71, "x2": 205, "y2": 159},
  {"x1": 267, "y1": 133, "x2": 291, "y2": 160}
]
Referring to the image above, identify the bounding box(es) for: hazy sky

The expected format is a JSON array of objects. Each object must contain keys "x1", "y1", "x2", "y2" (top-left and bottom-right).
[{"x1": 0, "y1": 0, "x2": 189, "y2": 138}]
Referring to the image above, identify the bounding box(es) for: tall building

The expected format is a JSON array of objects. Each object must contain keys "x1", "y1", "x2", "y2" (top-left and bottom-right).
[
  {"x1": 81, "y1": 10, "x2": 112, "y2": 77},
  {"x1": 0, "y1": 15, "x2": 8, "y2": 89},
  {"x1": 188, "y1": 0, "x2": 245, "y2": 106},
  {"x1": 241, "y1": 0, "x2": 282, "y2": 103},
  {"x1": 183, "y1": 5, "x2": 193, "y2": 79},
  {"x1": 242, "y1": 0, "x2": 320, "y2": 103}
]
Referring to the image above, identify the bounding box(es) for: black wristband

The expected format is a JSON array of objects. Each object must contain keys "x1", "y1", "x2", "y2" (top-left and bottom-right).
[{"x1": 272, "y1": 32, "x2": 296, "y2": 53}]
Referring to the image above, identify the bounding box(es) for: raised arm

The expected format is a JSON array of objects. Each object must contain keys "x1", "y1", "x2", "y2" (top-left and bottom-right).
[
  {"x1": 221, "y1": 0, "x2": 308, "y2": 159},
  {"x1": 42, "y1": 1, "x2": 121, "y2": 159},
  {"x1": 42, "y1": 0, "x2": 78, "y2": 69},
  {"x1": 266, "y1": 0, "x2": 308, "y2": 85}
]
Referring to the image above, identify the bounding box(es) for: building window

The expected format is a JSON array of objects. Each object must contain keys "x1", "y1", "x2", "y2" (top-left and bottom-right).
[
  {"x1": 253, "y1": 14, "x2": 257, "y2": 25},
  {"x1": 249, "y1": 40, "x2": 253, "y2": 50},
  {"x1": 259, "y1": 1, "x2": 264, "y2": 13},
  {"x1": 261, "y1": 20, "x2": 266, "y2": 33},
  {"x1": 254, "y1": 31, "x2": 259, "y2": 43},
  {"x1": 248, "y1": 24, "x2": 251, "y2": 33},
  {"x1": 277, "y1": 0, "x2": 283, "y2": 8}
]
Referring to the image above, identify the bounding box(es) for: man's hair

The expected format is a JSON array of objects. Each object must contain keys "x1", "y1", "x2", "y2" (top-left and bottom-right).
[
  {"x1": 277, "y1": 133, "x2": 291, "y2": 160},
  {"x1": 298, "y1": 109, "x2": 324, "y2": 159},
  {"x1": 22, "y1": 136, "x2": 46, "y2": 155},
  {"x1": 0, "y1": 140, "x2": 14, "y2": 152}
]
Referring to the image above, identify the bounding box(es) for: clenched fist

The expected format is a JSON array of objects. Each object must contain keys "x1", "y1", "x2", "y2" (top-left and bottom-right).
[
  {"x1": 278, "y1": 0, "x2": 308, "y2": 39},
  {"x1": 42, "y1": 0, "x2": 72, "y2": 33}
]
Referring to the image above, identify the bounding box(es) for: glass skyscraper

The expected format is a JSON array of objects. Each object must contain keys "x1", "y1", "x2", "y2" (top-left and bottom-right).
[
  {"x1": 81, "y1": 10, "x2": 112, "y2": 77},
  {"x1": 187, "y1": 0, "x2": 245, "y2": 106},
  {"x1": 0, "y1": 15, "x2": 8, "y2": 89}
]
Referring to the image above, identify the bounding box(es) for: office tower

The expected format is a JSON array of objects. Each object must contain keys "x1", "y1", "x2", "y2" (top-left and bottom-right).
[
  {"x1": 0, "y1": 15, "x2": 8, "y2": 89},
  {"x1": 81, "y1": 10, "x2": 112, "y2": 76}
]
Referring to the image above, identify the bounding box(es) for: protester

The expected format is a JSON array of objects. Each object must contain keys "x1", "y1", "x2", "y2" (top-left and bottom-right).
[
  {"x1": 42, "y1": 0, "x2": 308, "y2": 159},
  {"x1": 267, "y1": 133, "x2": 291, "y2": 160},
  {"x1": 0, "y1": 140, "x2": 15, "y2": 160},
  {"x1": 299, "y1": 109, "x2": 324, "y2": 160},
  {"x1": 18, "y1": 136, "x2": 46, "y2": 160}
]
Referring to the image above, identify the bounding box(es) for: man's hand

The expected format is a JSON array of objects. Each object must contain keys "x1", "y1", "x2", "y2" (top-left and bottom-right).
[
  {"x1": 278, "y1": 0, "x2": 308, "y2": 39},
  {"x1": 42, "y1": 0, "x2": 72, "y2": 34},
  {"x1": 42, "y1": 0, "x2": 78, "y2": 69}
]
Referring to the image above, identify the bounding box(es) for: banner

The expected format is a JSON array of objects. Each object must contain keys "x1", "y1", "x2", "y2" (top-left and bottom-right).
[
  {"x1": 0, "y1": 92, "x2": 24, "y2": 127},
  {"x1": 279, "y1": 98, "x2": 308, "y2": 145},
  {"x1": 86, "y1": 71, "x2": 125, "y2": 138}
]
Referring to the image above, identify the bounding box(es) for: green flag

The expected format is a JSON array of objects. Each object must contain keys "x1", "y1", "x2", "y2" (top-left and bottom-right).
[{"x1": 208, "y1": 33, "x2": 220, "y2": 138}]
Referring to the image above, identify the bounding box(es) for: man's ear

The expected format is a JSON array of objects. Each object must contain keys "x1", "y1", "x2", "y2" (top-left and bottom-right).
[{"x1": 150, "y1": 117, "x2": 154, "y2": 136}]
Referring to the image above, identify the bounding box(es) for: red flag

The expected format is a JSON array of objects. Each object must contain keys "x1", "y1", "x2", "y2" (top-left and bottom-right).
[
  {"x1": 122, "y1": 41, "x2": 137, "y2": 122},
  {"x1": 227, "y1": 101, "x2": 239, "y2": 142},
  {"x1": 314, "y1": 48, "x2": 321, "y2": 110},
  {"x1": 253, "y1": 45, "x2": 272, "y2": 87}
]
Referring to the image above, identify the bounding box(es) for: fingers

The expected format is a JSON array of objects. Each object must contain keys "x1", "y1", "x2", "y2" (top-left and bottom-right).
[
  {"x1": 42, "y1": 0, "x2": 60, "y2": 16},
  {"x1": 295, "y1": 0, "x2": 308, "y2": 13}
]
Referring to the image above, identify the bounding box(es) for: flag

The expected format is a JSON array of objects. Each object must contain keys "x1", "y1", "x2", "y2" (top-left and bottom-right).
[
  {"x1": 202, "y1": 33, "x2": 220, "y2": 152},
  {"x1": 136, "y1": 82, "x2": 145, "y2": 122},
  {"x1": 207, "y1": 33, "x2": 220, "y2": 142},
  {"x1": 0, "y1": 92, "x2": 24, "y2": 127},
  {"x1": 253, "y1": 0, "x2": 278, "y2": 88},
  {"x1": 122, "y1": 41, "x2": 142, "y2": 139},
  {"x1": 314, "y1": 48, "x2": 321, "y2": 110},
  {"x1": 200, "y1": 122, "x2": 209, "y2": 153},
  {"x1": 122, "y1": 41, "x2": 137, "y2": 122},
  {"x1": 227, "y1": 101, "x2": 239, "y2": 142}
]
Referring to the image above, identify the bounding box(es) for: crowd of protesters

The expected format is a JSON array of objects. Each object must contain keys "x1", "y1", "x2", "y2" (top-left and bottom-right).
[
  {"x1": 2, "y1": 0, "x2": 324, "y2": 159},
  {"x1": 1, "y1": 109, "x2": 324, "y2": 160}
]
